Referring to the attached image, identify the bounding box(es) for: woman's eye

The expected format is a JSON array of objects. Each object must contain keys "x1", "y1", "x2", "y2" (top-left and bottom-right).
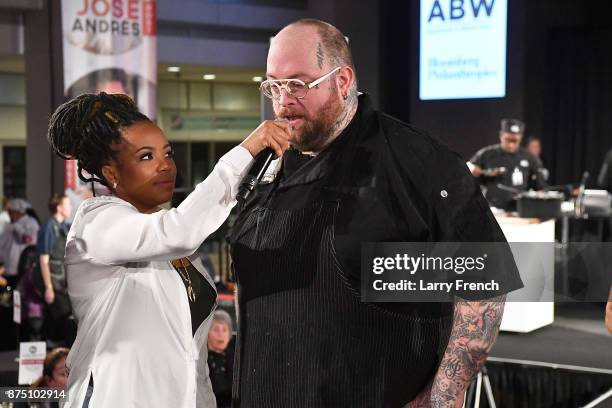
[
  {"x1": 140, "y1": 153, "x2": 152, "y2": 160},
  {"x1": 166, "y1": 150, "x2": 175, "y2": 158}
]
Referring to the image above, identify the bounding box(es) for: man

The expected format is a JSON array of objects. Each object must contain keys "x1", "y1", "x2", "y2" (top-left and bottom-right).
[
  {"x1": 525, "y1": 136, "x2": 549, "y2": 181},
  {"x1": 468, "y1": 119, "x2": 546, "y2": 211},
  {"x1": 37, "y1": 194, "x2": 72, "y2": 345},
  {"x1": 0, "y1": 198, "x2": 39, "y2": 287},
  {"x1": 37, "y1": 194, "x2": 72, "y2": 304},
  {"x1": 230, "y1": 19, "x2": 522, "y2": 407}
]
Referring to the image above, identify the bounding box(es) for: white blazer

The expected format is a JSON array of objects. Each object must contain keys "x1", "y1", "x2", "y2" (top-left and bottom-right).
[{"x1": 60, "y1": 146, "x2": 253, "y2": 408}]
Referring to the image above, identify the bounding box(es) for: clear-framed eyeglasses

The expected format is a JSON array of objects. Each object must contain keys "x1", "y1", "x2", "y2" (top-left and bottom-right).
[{"x1": 260, "y1": 66, "x2": 341, "y2": 100}]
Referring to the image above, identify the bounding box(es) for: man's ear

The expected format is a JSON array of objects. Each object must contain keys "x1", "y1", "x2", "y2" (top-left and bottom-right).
[{"x1": 337, "y1": 66, "x2": 355, "y2": 97}]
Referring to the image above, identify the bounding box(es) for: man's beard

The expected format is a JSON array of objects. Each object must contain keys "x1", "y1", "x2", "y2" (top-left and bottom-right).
[{"x1": 278, "y1": 91, "x2": 344, "y2": 152}]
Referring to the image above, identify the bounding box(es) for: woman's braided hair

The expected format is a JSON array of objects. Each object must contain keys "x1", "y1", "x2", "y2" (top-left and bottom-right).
[{"x1": 47, "y1": 92, "x2": 150, "y2": 188}]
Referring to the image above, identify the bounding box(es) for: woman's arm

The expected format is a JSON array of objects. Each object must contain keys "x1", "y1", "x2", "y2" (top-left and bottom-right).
[{"x1": 79, "y1": 146, "x2": 252, "y2": 265}]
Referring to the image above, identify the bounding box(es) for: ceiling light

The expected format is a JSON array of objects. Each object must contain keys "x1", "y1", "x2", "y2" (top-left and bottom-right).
[
  {"x1": 252, "y1": 76, "x2": 263, "y2": 82},
  {"x1": 167, "y1": 66, "x2": 181, "y2": 73},
  {"x1": 203, "y1": 74, "x2": 216, "y2": 80}
]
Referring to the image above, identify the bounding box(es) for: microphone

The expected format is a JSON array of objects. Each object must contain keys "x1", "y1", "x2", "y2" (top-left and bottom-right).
[{"x1": 236, "y1": 148, "x2": 276, "y2": 204}]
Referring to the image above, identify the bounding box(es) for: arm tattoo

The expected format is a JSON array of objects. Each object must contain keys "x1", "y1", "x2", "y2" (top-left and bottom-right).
[
  {"x1": 316, "y1": 42, "x2": 324, "y2": 69},
  {"x1": 429, "y1": 295, "x2": 505, "y2": 407}
]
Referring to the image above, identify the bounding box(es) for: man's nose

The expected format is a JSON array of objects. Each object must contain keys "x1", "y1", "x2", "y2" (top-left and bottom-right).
[{"x1": 277, "y1": 86, "x2": 296, "y2": 106}]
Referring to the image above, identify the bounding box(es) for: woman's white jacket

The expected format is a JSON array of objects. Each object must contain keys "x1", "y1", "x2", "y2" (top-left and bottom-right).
[{"x1": 60, "y1": 146, "x2": 252, "y2": 408}]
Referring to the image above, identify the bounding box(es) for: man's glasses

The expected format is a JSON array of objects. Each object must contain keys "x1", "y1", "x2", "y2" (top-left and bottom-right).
[{"x1": 260, "y1": 66, "x2": 341, "y2": 100}]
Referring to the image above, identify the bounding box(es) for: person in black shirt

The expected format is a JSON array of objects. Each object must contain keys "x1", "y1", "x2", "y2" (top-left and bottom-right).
[
  {"x1": 230, "y1": 19, "x2": 522, "y2": 408},
  {"x1": 525, "y1": 136, "x2": 550, "y2": 182},
  {"x1": 207, "y1": 310, "x2": 234, "y2": 408},
  {"x1": 469, "y1": 119, "x2": 546, "y2": 211}
]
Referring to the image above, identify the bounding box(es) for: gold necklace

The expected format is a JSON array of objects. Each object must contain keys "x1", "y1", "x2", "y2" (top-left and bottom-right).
[{"x1": 172, "y1": 258, "x2": 196, "y2": 302}]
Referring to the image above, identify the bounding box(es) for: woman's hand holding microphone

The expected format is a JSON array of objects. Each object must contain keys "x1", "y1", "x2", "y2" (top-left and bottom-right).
[{"x1": 240, "y1": 120, "x2": 292, "y2": 159}]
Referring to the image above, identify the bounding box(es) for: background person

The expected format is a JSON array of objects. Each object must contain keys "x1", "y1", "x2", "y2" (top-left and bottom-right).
[
  {"x1": 37, "y1": 194, "x2": 73, "y2": 347},
  {"x1": 0, "y1": 198, "x2": 40, "y2": 288},
  {"x1": 469, "y1": 119, "x2": 547, "y2": 211},
  {"x1": 525, "y1": 136, "x2": 549, "y2": 181},
  {"x1": 207, "y1": 310, "x2": 234, "y2": 408},
  {"x1": 27, "y1": 347, "x2": 70, "y2": 408}
]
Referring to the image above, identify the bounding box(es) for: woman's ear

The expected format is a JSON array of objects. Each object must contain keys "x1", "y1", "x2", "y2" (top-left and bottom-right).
[{"x1": 101, "y1": 164, "x2": 118, "y2": 186}]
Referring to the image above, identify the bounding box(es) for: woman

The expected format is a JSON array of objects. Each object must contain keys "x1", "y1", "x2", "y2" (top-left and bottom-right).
[
  {"x1": 207, "y1": 310, "x2": 234, "y2": 408},
  {"x1": 28, "y1": 348, "x2": 70, "y2": 408},
  {"x1": 47, "y1": 92, "x2": 290, "y2": 407}
]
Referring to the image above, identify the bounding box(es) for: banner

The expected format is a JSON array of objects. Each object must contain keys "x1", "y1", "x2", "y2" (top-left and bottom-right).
[
  {"x1": 61, "y1": 0, "x2": 157, "y2": 201},
  {"x1": 18, "y1": 342, "x2": 46, "y2": 385},
  {"x1": 419, "y1": 0, "x2": 507, "y2": 100}
]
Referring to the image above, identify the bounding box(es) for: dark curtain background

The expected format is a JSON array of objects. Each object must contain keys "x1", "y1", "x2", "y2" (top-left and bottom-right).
[{"x1": 543, "y1": 28, "x2": 612, "y2": 188}]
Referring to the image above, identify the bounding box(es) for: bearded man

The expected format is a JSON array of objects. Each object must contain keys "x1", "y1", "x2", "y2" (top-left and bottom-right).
[{"x1": 230, "y1": 19, "x2": 522, "y2": 408}]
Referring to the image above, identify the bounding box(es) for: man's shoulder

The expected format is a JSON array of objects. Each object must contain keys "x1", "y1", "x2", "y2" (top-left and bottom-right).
[
  {"x1": 474, "y1": 144, "x2": 502, "y2": 157},
  {"x1": 376, "y1": 111, "x2": 453, "y2": 159}
]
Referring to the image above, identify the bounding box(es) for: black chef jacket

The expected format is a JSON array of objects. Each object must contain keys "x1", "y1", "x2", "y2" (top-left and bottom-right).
[
  {"x1": 470, "y1": 144, "x2": 546, "y2": 211},
  {"x1": 238, "y1": 94, "x2": 523, "y2": 306}
]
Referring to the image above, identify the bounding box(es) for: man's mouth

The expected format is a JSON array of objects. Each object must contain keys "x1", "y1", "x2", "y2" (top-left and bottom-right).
[{"x1": 284, "y1": 115, "x2": 304, "y2": 127}]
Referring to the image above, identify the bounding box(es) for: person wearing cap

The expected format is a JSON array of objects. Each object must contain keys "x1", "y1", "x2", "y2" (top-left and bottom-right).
[
  {"x1": 468, "y1": 119, "x2": 547, "y2": 211},
  {"x1": 0, "y1": 198, "x2": 40, "y2": 287}
]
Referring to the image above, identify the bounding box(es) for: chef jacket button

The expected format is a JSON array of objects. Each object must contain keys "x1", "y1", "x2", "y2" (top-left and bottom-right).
[{"x1": 440, "y1": 190, "x2": 448, "y2": 198}]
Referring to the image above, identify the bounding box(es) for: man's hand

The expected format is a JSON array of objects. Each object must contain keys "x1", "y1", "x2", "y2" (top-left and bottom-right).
[
  {"x1": 44, "y1": 286, "x2": 55, "y2": 304},
  {"x1": 467, "y1": 162, "x2": 482, "y2": 177},
  {"x1": 409, "y1": 296, "x2": 505, "y2": 407}
]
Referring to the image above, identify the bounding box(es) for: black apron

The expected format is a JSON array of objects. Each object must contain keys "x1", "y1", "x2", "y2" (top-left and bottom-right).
[{"x1": 230, "y1": 117, "x2": 453, "y2": 408}]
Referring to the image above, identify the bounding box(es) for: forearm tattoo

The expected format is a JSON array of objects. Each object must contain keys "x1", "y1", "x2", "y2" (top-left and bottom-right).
[{"x1": 430, "y1": 295, "x2": 505, "y2": 407}]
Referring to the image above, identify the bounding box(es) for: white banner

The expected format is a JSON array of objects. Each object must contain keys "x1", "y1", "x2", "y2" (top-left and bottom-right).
[
  {"x1": 18, "y1": 342, "x2": 46, "y2": 385},
  {"x1": 419, "y1": 0, "x2": 507, "y2": 100},
  {"x1": 61, "y1": 0, "x2": 158, "y2": 200}
]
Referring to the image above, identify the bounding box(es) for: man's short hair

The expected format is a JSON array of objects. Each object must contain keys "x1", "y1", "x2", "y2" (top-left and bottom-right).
[
  {"x1": 289, "y1": 19, "x2": 355, "y2": 72},
  {"x1": 48, "y1": 193, "x2": 67, "y2": 215}
]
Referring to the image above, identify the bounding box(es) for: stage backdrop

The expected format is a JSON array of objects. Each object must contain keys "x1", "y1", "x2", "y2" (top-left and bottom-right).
[{"x1": 61, "y1": 0, "x2": 157, "y2": 201}]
